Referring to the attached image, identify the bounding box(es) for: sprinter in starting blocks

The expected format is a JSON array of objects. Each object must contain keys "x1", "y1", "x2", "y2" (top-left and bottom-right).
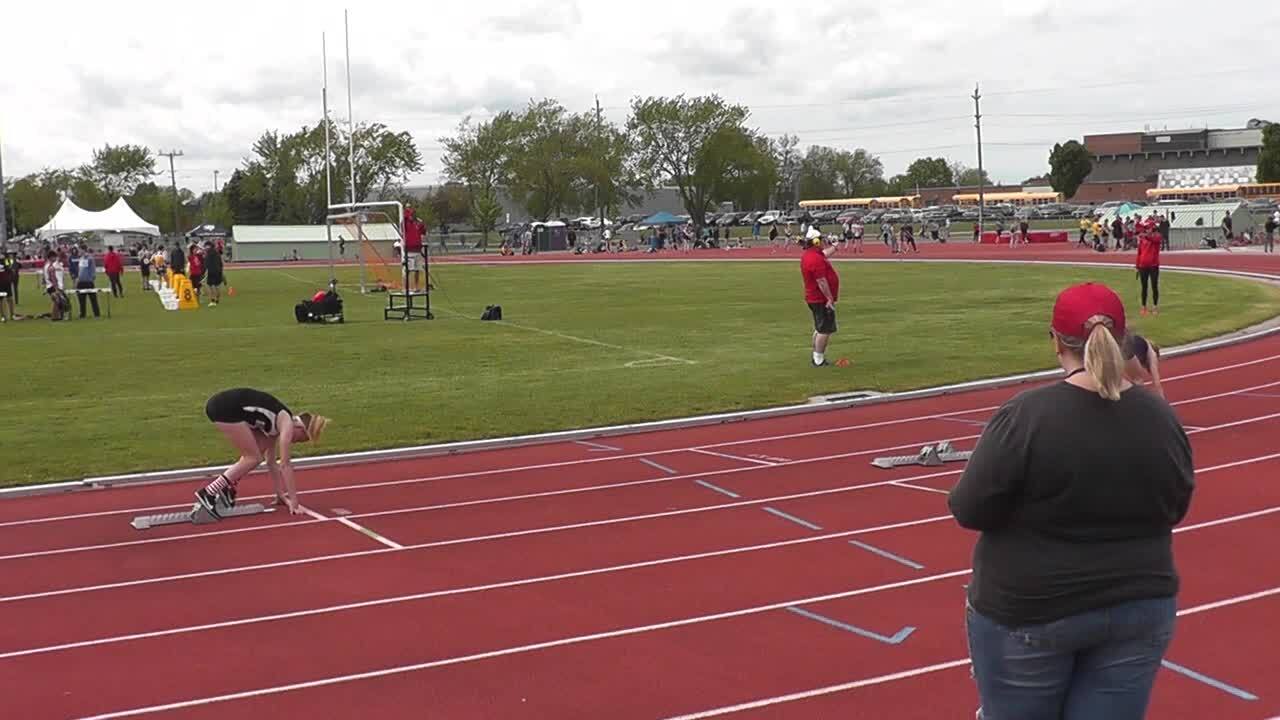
[
  {"x1": 871, "y1": 440, "x2": 973, "y2": 469},
  {"x1": 131, "y1": 499, "x2": 274, "y2": 530}
]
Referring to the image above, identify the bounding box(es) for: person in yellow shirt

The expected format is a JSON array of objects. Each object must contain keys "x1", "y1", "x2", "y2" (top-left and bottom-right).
[{"x1": 1079, "y1": 217, "x2": 1091, "y2": 245}]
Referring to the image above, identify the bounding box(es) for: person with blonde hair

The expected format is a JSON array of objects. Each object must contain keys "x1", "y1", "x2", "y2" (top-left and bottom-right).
[
  {"x1": 196, "y1": 388, "x2": 330, "y2": 518},
  {"x1": 949, "y1": 282, "x2": 1193, "y2": 720}
]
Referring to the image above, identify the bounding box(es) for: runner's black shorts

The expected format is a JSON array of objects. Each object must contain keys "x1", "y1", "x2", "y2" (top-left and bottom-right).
[{"x1": 808, "y1": 302, "x2": 837, "y2": 334}]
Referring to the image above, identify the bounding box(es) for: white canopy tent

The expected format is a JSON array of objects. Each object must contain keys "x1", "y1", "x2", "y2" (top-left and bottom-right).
[{"x1": 36, "y1": 197, "x2": 161, "y2": 240}]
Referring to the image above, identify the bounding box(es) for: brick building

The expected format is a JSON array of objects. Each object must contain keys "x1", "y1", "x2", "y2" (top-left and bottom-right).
[{"x1": 1072, "y1": 122, "x2": 1266, "y2": 203}]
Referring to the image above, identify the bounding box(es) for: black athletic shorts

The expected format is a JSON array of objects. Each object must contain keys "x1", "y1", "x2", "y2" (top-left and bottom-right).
[
  {"x1": 1124, "y1": 333, "x2": 1155, "y2": 371},
  {"x1": 205, "y1": 388, "x2": 292, "y2": 436},
  {"x1": 206, "y1": 271, "x2": 224, "y2": 287},
  {"x1": 808, "y1": 302, "x2": 837, "y2": 334}
]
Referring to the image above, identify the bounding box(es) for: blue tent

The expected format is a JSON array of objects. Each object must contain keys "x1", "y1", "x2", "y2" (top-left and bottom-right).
[{"x1": 639, "y1": 211, "x2": 685, "y2": 226}]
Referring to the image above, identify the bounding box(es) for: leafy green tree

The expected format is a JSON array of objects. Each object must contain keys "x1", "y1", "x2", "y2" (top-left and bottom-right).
[
  {"x1": 769, "y1": 134, "x2": 802, "y2": 208},
  {"x1": 834, "y1": 148, "x2": 884, "y2": 197},
  {"x1": 1048, "y1": 140, "x2": 1094, "y2": 200},
  {"x1": 470, "y1": 188, "x2": 503, "y2": 249},
  {"x1": 87, "y1": 144, "x2": 157, "y2": 196},
  {"x1": 902, "y1": 157, "x2": 954, "y2": 189},
  {"x1": 627, "y1": 94, "x2": 773, "y2": 228},
  {"x1": 1257, "y1": 123, "x2": 1280, "y2": 183},
  {"x1": 504, "y1": 100, "x2": 593, "y2": 220},
  {"x1": 798, "y1": 145, "x2": 843, "y2": 200},
  {"x1": 440, "y1": 112, "x2": 519, "y2": 198}
]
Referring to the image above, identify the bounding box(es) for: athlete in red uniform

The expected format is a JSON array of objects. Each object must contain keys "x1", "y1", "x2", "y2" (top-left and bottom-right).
[
  {"x1": 800, "y1": 229, "x2": 843, "y2": 367},
  {"x1": 1136, "y1": 220, "x2": 1162, "y2": 316}
]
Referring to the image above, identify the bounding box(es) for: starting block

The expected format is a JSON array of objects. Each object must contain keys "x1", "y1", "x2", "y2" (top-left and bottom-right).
[
  {"x1": 872, "y1": 441, "x2": 973, "y2": 469},
  {"x1": 130, "y1": 502, "x2": 274, "y2": 530}
]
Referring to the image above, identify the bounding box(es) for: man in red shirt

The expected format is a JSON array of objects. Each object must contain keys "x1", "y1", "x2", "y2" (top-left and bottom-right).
[
  {"x1": 103, "y1": 246, "x2": 125, "y2": 298},
  {"x1": 402, "y1": 206, "x2": 427, "y2": 291},
  {"x1": 800, "y1": 228, "x2": 843, "y2": 367}
]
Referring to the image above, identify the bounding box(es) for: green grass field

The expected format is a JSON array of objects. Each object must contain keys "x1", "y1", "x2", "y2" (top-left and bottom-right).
[{"x1": 3, "y1": 259, "x2": 1277, "y2": 485}]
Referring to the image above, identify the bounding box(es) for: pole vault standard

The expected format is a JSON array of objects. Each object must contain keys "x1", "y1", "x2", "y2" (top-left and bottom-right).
[
  {"x1": 323, "y1": 32, "x2": 336, "y2": 287},
  {"x1": 327, "y1": 9, "x2": 430, "y2": 320}
]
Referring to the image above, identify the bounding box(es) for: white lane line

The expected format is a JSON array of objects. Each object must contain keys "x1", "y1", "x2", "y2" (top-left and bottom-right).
[
  {"x1": 890, "y1": 481, "x2": 951, "y2": 496},
  {"x1": 0, "y1": 436, "x2": 986, "y2": 562},
  {"x1": 574, "y1": 440, "x2": 621, "y2": 452},
  {"x1": 68, "y1": 536, "x2": 1280, "y2": 720},
  {"x1": 299, "y1": 507, "x2": 402, "y2": 550},
  {"x1": 74, "y1": 570, "x2": 977, "y2": 720},
  {"x1": 691, "y1": 449, "x2": 777, "y2": 466},
  {"x1": 660, "y1": 583, "x2": 1280, "y2": 719},
  {"x1": 0, "y1": 515, "x2": 958, "y2": 660},
  {"x1": 6, "y1": 429, "x2": 1280, "y2": 605},
  {"x1": 638, "y1": 458, "x2": 679, "y2": 475},
  {"x1": 6, "y1": 362, "x2": 1277, "y2": 529},
  {"x1": 5, "y1": 460, "x2": 1279, "y2": 661}
]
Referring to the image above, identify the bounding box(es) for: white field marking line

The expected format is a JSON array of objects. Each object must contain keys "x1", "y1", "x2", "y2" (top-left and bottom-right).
[
  {"x1": 7, "y1": 413, "x2": 1280, "y2": 566},
  {"x1": 890, "y1": 481, "x2": 951, "y2": 496},
  {"x1": 690, "y1": 449, "x2": 778, "y2": 466},
  {"x1": 1, "y1": 514, "x2": 958, "y2": 660},
  {"x1": 492, "y1": 317, "x2": 696, "y2": 366},
  {"x1": 574, "y1": 440, "x2": 621, "y2": 452},
  {"x1": 7, "y1": 355, "x2": 1278, "y2": 530},
  {"x1": 4, "y1": 445, "x2": 1277, "y2": 624},
  {"x1": 272, "y1": 270, "x2": 313, "y2": 285},
  {"x1": 661, "y1": 581, "x2": 1280, "y2": 720},
  {"x1": 299, "y1": 507, "x2": 402, "y2": 550},
  {"x1": 65, "y1": 506, "x2": 1280, "y2": 720},
  {"x1": 0, "y1": 439, "x2": 981, "y2": 563}
]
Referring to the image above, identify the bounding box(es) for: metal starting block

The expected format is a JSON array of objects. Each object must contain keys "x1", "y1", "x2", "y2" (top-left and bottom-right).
[
  {"x1": 130, "y1": 502, "x2": 274, "y2": 530},
  {"x1": 871, "y1": 441, "x2": 973, "y2": 469}
]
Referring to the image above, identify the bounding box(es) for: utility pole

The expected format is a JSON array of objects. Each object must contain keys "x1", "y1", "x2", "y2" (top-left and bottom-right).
[
  {"x1": 159, "y1": 149, "x2": 184, "y2": 236},
  {"x1": 213, "y1": 170, "x2": 220, "y2": 194},
  {"x1": 973, "y1": 84, "x2": 985, "y2": 241},
  {"x1": 595, "y1": 95, "x2": 605, "y2": 236}
]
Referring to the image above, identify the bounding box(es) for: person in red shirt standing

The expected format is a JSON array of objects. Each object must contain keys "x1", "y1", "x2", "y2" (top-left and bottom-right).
[
  {"x1": 402, "y1": 206, "x2": 427, "y2": 291},
  {"x1": 1136, "y1": 219, "x2": 1162, "y2": 316},
  {"x1": 800, "y1": 228, "x2": 844, "y2": 367},
  {"x1": 103, "y1": 246, "x2": 125, "y2": 298}
]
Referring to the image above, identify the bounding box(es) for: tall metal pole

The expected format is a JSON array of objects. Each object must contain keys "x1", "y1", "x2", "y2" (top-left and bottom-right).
[
  {"x1": 344, "y1": 9, "x2": 355, "y2": 207},
  {"x1": 160, "y1": 149, "x2": 184, "y2": 236},
  {"x1": 595, "y1": 95, "x2": 605, "y2": 238},
  {"x1": 0, "y1": 137, "x2": 8, "y2": 246},
  {"x1": 323, "y1": 32, "x2": 336, "y2": 285},
  {"x1": 973, "y1": 84, "x2": 985, "y2": 242},
  {"x1": 213, "y1": 170, "x2": 220, "y2": 194}
]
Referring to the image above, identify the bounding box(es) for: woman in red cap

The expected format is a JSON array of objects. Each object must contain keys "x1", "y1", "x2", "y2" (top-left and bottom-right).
[
  {"x1": 1136, "y1": 219, "x2": 1162, "y2": 316},
  {"x1": 949, "y1": 282, "x2": 1193, "y2": 720}
]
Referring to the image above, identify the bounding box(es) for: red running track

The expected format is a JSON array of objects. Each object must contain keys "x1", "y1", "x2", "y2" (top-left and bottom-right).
[{"x1": 2, "y1": 251, "x2": 1280, "y2": 719}]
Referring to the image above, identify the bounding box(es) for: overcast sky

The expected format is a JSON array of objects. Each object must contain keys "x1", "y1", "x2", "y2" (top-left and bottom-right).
[{"x1": 3, "y1": 0, "x2": 1279, "y2": 196}]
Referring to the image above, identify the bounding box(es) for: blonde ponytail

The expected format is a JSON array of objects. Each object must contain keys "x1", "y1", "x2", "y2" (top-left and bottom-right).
[{"x1": 1083, "y1": 317, "x2": 1126, "y2": 401}]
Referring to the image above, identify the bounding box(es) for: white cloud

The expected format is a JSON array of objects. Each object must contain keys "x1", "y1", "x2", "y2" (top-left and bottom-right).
[{"x1": 1, "y1": 0, "x2": 1278, "y2": 193}]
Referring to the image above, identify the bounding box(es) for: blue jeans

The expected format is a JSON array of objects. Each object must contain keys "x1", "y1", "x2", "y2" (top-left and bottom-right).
[{"x1": 966, "y1": 596, "x2": 1175, "y2": 720}]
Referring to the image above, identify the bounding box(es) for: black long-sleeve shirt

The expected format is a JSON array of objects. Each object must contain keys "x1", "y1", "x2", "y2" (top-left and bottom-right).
[{"x1": 948, "y1": 381, "x2": 1194, "y2": 627}]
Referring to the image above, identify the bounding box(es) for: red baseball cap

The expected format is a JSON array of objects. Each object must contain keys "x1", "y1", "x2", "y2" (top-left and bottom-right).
[{"x1": 1052, "y1": 282, "x2": 1126, "y2": 340}]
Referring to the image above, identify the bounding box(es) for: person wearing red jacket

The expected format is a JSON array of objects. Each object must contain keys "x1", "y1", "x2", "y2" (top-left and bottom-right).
[
  {"x1": 402, "y1": 206, "x2": 427, "y2": 291},
  {"x1": 1136, "y1": 221, "x2": 1161, "y2": 316},
  {"x1": 103, "y1": 246, "x2": 125, "y2": 298}
]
